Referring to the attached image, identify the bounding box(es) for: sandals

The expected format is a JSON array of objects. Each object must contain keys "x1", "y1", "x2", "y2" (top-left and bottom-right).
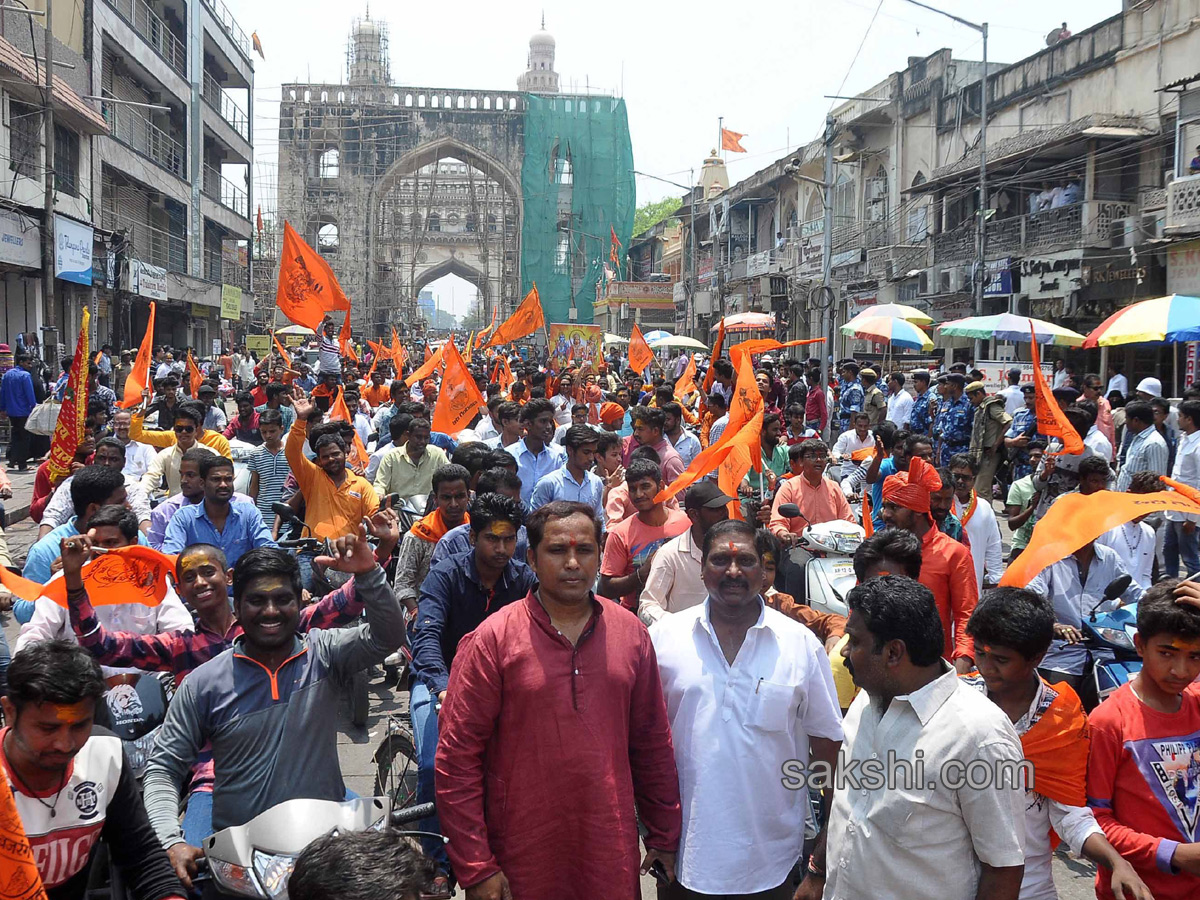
[{"x1": 421, "y1": 871, "x2": 453, "y2": 900}]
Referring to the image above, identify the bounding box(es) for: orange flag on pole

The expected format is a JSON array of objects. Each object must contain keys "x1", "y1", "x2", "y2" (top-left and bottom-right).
[
  {"x1": 186, "y1": 351, "x2": 203, "y2": 397},
  {"x1": 339, "y1": 310, "x2": 358, "y2": 363},
  {"x1": 628, "y1": 324, "x2": 655, "y2": 375},
  {"x1": 0, "y1": 773, "x2": 48, "y2": 900},
  {"x1": 656, "y1": 341, "x2": 763, "y2": 504},
  {"x1": 432, "y1": 340, "x2": 486, "y2": 435},
  {"x1": 492, "y1": 356, "x2": 515, "y2": 394},
  {"x1": 47, "y1": 310, "x2": 90, "y2": 483},
  {"x1": 0, "y1": 545, "x2": 177, "y2": 609},
  {"x1": 476, "y1": 305, "x2": 498, "y2": 349},
  {"x1": 328, "y1": 388, "x2": 370, "y2": 469},
  {"x1": 721, "y1": 128, "x2": 748, "y2": 153},
  {"x1": 406, "y1": 341, "x2": 446, "y2": 387},
  {"x1": 717, "y1": 409, "x2": 764, "y2": 519},
  {"x1": 118, "y1": 301, "x2": 155, "y2": 409},
  {"x1": 276, "y1": 222, "x2": 351, "y2": 331},
  {"x1": 391, "y1": 328, "x2": 404, "y2": 363},
  {"x1": 730, "y1": 337, "x2": 825, "y2": 356},
  {"x1": 702, "y1": 317, "x2": 727, "y2": 396},
  {"x1": 464, "y1": 331, "x2": 476, "y2": 364},
  {"x1": 1029, "y1": 325, "x2": 1083, "y2": 455},
  {"x1": 485, "y1": 284, "x2": 545, "y2": 348},
  {"x1": 674, "y1": 355, "x2": 698, "y2": 400},
  {"x1": 272, "y1": 332, "x2": 292, "y2": 365}
]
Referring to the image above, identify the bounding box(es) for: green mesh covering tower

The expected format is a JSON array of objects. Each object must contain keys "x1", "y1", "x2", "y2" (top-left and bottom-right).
[{"x1": 520, "y1": 95, "x2": 635, "y2": 325}]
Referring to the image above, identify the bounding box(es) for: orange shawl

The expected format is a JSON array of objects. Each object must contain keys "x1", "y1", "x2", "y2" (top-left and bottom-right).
[
  {"x1": 1022, "y1": 680, "x2": 1090, "y2": 809},
  {"x1": 409, "y1": 509, "x2": 468, "y2": 544}
]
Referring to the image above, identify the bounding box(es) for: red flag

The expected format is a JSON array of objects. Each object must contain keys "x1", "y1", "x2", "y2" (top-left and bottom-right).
[
  {"x1": 328, "y1": 388, "x2": 370, "y2": 469},
  {"x1": 628, "y1": 324, "x2": 655, "y2": 375},
  {"x1": 485, "y1": 284, "x2": 546, "y2": 348},
  {"x1": 186, "y1": 350, "x2": 203, "y2": 397},
  {"x1": 432, "y1": 340, "x2": 486, "y2": 435},
  {"x1": 1029, "y1": 325, "x2": 1083, "y2": 454},
  {"x1": 47, "y1": 310, "x2": 90, "y2": 482},
  {"x1": 118, "y1": 301, "x2": 155, "y2": 409},
  {"x1": 276, "y1": 222, "x2": 351, "y2": 331},
  {"x1": 721, "y1": 128, "x2": 748, "y2": 153}
]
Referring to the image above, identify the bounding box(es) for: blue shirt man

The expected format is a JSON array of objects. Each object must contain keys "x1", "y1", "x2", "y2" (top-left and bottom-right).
[
  {"x1": 430, "y1": 522, "x2": 529, "y2": 568},
  {"x1": 504, "y1": 399, "x2": 566, "y2": 505},
  {"x1": 837, "y1": 369, "x2": 863, "y2": 429},
  {"x1": 1004, "y1": 388, "x2": 1043, "y2": 479},
  {"x1": 0, "y1": 361, "x2": 36, "y2": 417},
  {"x1": 934, "y1": 376, "x2": 975, "y2": 466},
  {"x1": 907, "y1": 376, "x2": 934, "y2": 436},
  {"x1": 159, "y1": 456, "x2": 276, "y2": 566},
  {"x1": 528, "y1": 424, "x2": 606, "y2": 523}
]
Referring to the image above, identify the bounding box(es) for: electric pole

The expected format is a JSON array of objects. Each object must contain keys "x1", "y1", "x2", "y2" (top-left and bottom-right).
[{"x1": 41, "y1": 0, "x2": 56, "y2": 335}]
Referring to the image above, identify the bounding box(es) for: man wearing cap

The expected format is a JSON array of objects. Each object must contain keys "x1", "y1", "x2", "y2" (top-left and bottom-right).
[
  {"x1": 860, "y1": 368, "x2": 886, "y2": 430},
  {"x1": 907, "y1": 370, "x2": 935, "y2": 437},
  {"x1": 880, "y1": 457, "x2": 978, "y2": 673},
  {"x1": 769, "y1": 438, "x2": 855, "y2": 547},
  {"x1": 1003, "y1": 385, "x2": 1042, "y2": 480},
  {"x1": 836, "y1": 362, "x2": 863, "y2": 432},
  {"x1": 933, "y1": 373, "x2": 974, "y2": 466},
  {"x1": 966, "y1": 381, "x2": 1011, "y2": 498},
  {"x1": 196, "y1": 383, "x2": 228, "y2": 433},
  {"x1": 638, "y1": 483, "x2": 733, "y2": 625},
  {"x1": 998, "y1": 368, "x2": 1024, "y2": 415}
]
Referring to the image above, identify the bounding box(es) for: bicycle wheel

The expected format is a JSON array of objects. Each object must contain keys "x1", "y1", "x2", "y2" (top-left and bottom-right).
[
  {"x1": 373, "y1": 726, "x2": 419, "y2": 809},
  {"x1": 350, "y1": 669, "x2": 370, "y2": 727}
]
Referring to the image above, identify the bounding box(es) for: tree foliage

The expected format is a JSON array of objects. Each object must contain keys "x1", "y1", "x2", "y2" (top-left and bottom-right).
[{"x1": 633, "y1": 196, "x2": 682, "y2": 237}]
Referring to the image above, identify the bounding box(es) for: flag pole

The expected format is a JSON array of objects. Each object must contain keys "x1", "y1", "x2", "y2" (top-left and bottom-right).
[{"x1": 719, "y1": 116, "x2": 724, "y2": 162}]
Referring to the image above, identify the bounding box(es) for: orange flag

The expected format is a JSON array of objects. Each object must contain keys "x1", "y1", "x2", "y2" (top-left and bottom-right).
[
  {"x1": 186, "y1": 351, "x2": 203, "y2": 397},
  {"x1": 363, "y1": 352, "x2": 378, "y2": 383},
  {"x1": 1029, "y1": 326, "x2": 1083, "y2": 455},
  {"x1": 118, "y1": 301, "x2": 155, "y2": 409},
  {"x1": 476, "y1": 305, "x2": 499, "y2": 349},
  {"x1": 628, "y1": 324, "x2": 655, "y2": 375},
  {"x1": 657, "y1": 341, "x2": 763, "y2": 504},
  {"x1": 432, "y1": 340, "x2": 486, "y2": 435},
  {"x1": 406, "y1": 341, "x2": 446, "y2": 387},
  {"x1": 339, "y1": 310, "x2": 358, "y2": 363},
  {"x1": 328, "y1": 388, "x2": 370, "y2": 469},
  {"x1": 47, "y1": 310, "x2": 89, "y2": 483},
  {"x1": 0, "y1": 546, "x2": 177, "y2": 609},
  {"x1": 492, "y1": 356, "x2": 515, "y2": 394},
  {"x1": 394, "y1": 343, "x2": 408, "y2": 373},
  {"x1": 674, "y1": 355, "x2": 698, "y2": 400},
  {"x1": 276, "y1": 222, "x2": 351, "y2": 330},
  {"x1": 717, "y1": 408, "x2": 764, "y2": 520},
  {"x1": 391, "y1": 328, "x2": 404, "y2": 363},
  {"x1": 0, "y1": 773, "x2": 48, "y2": 900},
  {"x1": 367, "y1": 339, "x2": 387, "y2": 362},
  {"x1": 721, "y1": 128, "x2": 748, "y2": 153},
  {"x1": 702, "y1": 317, "x2": 727, "y2": 396},
  {"x1": 485, "y1": 284, "x2": 545, "y2": 348},
  {"x1": 272, "y1": 332, "x2": 292, "y2": 365},
  {"x1": 464, "y1": 331, "x2": 476, "y2": 364},
  {"x1": 730, "y1": 337, "x2": 825, "y2": 356},
  {"x1": 1000, "y1": 489, "x2": 1200, "y2": 588}
]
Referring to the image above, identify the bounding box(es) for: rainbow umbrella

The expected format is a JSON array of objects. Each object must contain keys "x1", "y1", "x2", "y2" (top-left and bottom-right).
[
  {"x1": 841, "y1": 315, "x2": 933, "y2": 351},
  {"x1": 937, "y1": 313, "x2": 1086, "y2": 347},
  {"x1": 1083, "y1": 295, "x2": 1200, "y2": 347},
  {"x1": 712, "y1": 312, "x2": 775, "y2": 332},
  {"x1": 847, "y1": 303, "x2": 933, "y2": 326}
]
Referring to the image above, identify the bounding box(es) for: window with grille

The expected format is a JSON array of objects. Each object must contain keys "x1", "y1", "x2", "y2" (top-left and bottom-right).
[
  {"x1": 9, "y1": 100, "x2": 40, "y2": 179},
  {"x1": 54, "y1": 125, "x2": 79, "y2": 196}
]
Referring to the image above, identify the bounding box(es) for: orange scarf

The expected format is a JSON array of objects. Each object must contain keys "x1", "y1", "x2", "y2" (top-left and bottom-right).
[
  {"x1": 1021, "y1": 680, "x2": 1089, "y2": 808},
  {"x1": 409, "y1": 509, "x2": 468, "y2": 544},
  {"x1": 959, "y1": 490, "x2": 979, "y2": 528}
]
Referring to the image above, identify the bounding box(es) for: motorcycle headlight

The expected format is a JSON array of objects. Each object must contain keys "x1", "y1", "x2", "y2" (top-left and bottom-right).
[
  {"x1": 1095, "y1": 627, "x2": 1135, "y2": 650},
  {"x1": 252, "y1": 850, "x2": 297, "y2": 900},
  {"x1": 209, "y1": 858, "x2": 265, "y2": 898}
]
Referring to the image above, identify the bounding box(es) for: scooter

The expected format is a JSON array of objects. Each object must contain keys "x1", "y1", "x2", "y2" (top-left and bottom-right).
[
  {"x1": 197, "y1": 796, "x2": 435, "y2": 899},
  {"x1": 776, "y1": 504, "x2": 864, "y2": 618},
  {"x1": 1079, "y1": 574, "x2": 1140, "y2": 709}
]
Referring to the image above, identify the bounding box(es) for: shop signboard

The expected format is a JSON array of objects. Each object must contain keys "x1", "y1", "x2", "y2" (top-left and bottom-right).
[
  {"x1": 1018, "y1": 253, "x2": 1082, "y2": 300},
  {"x1": 220, "y1": 285, "x2": 242, "y2": 320},
  {"x1": 1168, "y1": 240, "x2": 1200, "y2": 296},
  {"x1": 974, "y1": 360, "x2": 1054, "y2": 394},
  {"x1": 134, "y1": 261, "x2": 168, "y2": 302},
  {"x1": 54, "y1": 215, "x2": 93, "y2": 285},
  {"x1": 0, "y1": 208, "x2": 41, "y2": 269}
]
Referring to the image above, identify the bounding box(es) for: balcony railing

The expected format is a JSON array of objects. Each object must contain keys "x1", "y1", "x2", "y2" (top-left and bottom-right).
[
  {"x1": 933, "y1": 200, "x2": 1135, "y2": 263},
  {"x1": 203, "y1": 165, "x2": 248, "y2": 218},
  {"x1": 201, "y1": 0, "x2": 254, "y2": 62},
  {"x1": 204, "y1": 248, "x2": 249, "y2": 289},
  {"x1": 103, "y1": 97, "x2": 185, "y2": 178},
  {"x1": 1167, "y1": 175, "x2": 1200, "y2": 234},
  {"x1": 103, "y1": 0, "x2": 186, "y2": 77},
  {"x1": 202, "y1": 70, "x2": 250, "y2": 142},
  {"x1": 99, "y1": 206, "x2": 187, "y2": 275}
]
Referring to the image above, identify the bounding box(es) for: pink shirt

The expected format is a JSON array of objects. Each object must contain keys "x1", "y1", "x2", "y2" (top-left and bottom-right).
[
  {"x1": 601, "y1": 507, "x2": 690, "y2": 609},
  {"x1": 769, "y1": 474, "x2": 855, "y2": 537}
]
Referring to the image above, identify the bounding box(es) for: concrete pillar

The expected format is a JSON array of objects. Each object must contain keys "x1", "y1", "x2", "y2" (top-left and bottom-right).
[{"x1": 188, "y1": 0, "x2": 202, "y2": 279}]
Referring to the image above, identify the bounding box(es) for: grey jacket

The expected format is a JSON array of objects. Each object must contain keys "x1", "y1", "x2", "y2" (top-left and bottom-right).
[{"x1": 143, "y1": 564, "x2": 404, "y2": 847}]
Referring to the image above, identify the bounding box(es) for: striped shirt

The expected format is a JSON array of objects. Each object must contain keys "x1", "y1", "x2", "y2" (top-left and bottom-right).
[
  {"x1": 247, "y1": 445, "x2": 291, "y2": 523},
  {"x1": 1117, "y1": 427, "x2": 1169, "y2": 491}
]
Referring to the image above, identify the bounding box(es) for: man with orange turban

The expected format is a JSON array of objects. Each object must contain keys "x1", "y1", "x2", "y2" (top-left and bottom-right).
[
  {"x1": 597, "y1": 402, "x2": 626, "y2": 432},
  {"x1": 881, "y1": 456, "x2": 979, "y2": 673}
]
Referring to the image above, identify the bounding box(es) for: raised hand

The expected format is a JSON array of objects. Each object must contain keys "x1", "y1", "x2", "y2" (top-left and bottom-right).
[{"x1": 314, "y1": 520, "x2": 378, "y2": 575}]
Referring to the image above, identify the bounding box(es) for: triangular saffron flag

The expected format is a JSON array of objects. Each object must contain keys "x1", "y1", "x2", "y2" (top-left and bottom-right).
[
  {"x1": 674, "y1": 355, "x2": 698, "y2": 400},
  {"x1": 432, "y1": 340, "x2": 486, "y2": 435},
  {"x1": 118, "y1": 301, "x2": 155, "y2": 408},
  {"x1": 406, "y1": 342, "x2": 446, "y2": 387},
  {"x1": 328, "y1": 387, "x2": 370, "y2": 470},
  {"x1": 1029, "y1": 325, "x2": 1083, "y2": 455},
  {"x1": 702, "y1": 317, "x2": 727, "y2": 397},
  {"x1": 485, "y1": 284, "x2": 545, "y2": 348},
  {"x1": 187, "y1": 350, "x2": 203, "y2": 398},
  {"x1": 628, "y1": 324, "x2": 655, "y2": 375},
  {"x1": 0, "y1": 773, "x2": 48, "y2": 899},
  {"x1": 276, "y1": 222, "x2": 351, "y2": 330}
]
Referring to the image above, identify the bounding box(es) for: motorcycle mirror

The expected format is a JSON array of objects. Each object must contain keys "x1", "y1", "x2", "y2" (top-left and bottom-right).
[
  {"x1": 271, "y1": 501, "x2": 299, "y2": 522},
  {"x1": 1102, "y1": 574, "x2": 1132, "y2": 604},
  {"x1": 778, "y1": 504, "x2": 802, "y2": 519}
]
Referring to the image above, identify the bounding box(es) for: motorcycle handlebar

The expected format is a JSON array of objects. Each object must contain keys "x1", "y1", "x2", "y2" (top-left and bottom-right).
[{"x1": 390, "y1": 802, "x2": 436, "y2": 826}]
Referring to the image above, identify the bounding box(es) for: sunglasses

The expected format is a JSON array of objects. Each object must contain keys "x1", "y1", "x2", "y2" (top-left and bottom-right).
[{"x1": 174, "y1": 424, "x2": 196, "y2": 434}]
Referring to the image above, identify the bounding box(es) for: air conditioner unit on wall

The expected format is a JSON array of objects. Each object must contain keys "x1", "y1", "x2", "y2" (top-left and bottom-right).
[
  {"x1": 1109, "y1": 217, "x2": 1138, "y2": 248},
  {"x1": 939, "y1": 267, "x2": 962, "y2": 294},
  {"x1": 918, "y1": 270, "x2": 930, "y2": 295},
  {"x1": 1142, "y1": 212, "x2": 1164, "y2": 240}
]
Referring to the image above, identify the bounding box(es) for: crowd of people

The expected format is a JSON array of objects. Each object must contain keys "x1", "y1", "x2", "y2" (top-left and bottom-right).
[{"x1": 1, "y1": 319, "x2": 1200, "y2": 900}]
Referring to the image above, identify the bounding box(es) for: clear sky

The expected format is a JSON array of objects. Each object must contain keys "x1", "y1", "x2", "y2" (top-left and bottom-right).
[{"x1": 227, "y1": 0, "x2": 1115, "y2": 319}]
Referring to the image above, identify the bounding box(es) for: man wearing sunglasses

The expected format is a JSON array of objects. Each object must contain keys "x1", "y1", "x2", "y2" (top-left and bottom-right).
[{"x1": 138, "y1": 402, "x2": 223, "y2": 497}]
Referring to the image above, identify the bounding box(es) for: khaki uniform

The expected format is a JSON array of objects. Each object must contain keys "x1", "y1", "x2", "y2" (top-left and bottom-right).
[{"x1": 969, "y1": 395, "x2": 1012, "y2": 497}]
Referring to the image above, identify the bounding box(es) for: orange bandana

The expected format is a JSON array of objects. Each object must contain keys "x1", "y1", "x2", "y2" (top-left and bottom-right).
[
  {"x1": 882, "y1": 456, "x2": 942, "y2": 515},
  {"x1": 409, "y1": 509, "x2": 468, "y2": 544}
]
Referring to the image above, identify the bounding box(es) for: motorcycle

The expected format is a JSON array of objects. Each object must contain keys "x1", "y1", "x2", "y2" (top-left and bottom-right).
[
  {"x1": 1079, "y1": 574, "x2": 1140, "y2": 709},
  {"x1": 776, "y1": 504, "x2": 864, "y2": 618},
  {"x1": 95, "y1": 672, "x2": 171, "y2": 780},
  {"x1": 197, "y1": 796, "x2": 435, "y2": 899}
]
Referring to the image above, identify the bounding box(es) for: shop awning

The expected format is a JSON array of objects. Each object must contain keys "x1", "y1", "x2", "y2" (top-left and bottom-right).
[{"x1": 0, "y1": 35, "x2": 108, "y2": 135}]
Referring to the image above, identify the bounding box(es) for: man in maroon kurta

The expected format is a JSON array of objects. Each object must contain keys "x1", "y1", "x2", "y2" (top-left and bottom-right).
[{"x1": 436, "y1": 501, "x2": 682, "y2": 900}]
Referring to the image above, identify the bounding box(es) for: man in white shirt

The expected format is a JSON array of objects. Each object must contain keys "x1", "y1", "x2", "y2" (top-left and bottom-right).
[
  {"x1": 639, "y1": 483, "x2": 733, "y2": 625},
  {"x1": 832, "y1": 412, "x2": 873, "y2": 462},
  {"x1": 998, "y1": 368, "x2": 1025, "y2": 416},
  {"x1": 549, "y1": 372, "x2": 575, "y2": 426},
  {"x1": 817, "y1": 575, "x2": 1027, "y2": 900},
  {"x1": 963, "y1": 589, "x2": 1151, "y2": 900},
  {"x1": 1105, "y1": 365, "x2": 1127, "y2": 398},
  {"x1": 885, "y1": 372, "x2": 913, "y2": 428},
  {"x1": 1164, "y1": 398, "x2": 1200, "y2": 577},
  {"x1": 650, "y1": 519, "x2": 843, "y2": 897},
  {"x1": 39, "y1": 438, "x2": 153, "y2": 538},
  {"x1": 112, "y1": 409, "x2": 158, "y2": 480},
  {"x1": 948, "y1": 454, "x2": 1004, "y2": 591}
]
